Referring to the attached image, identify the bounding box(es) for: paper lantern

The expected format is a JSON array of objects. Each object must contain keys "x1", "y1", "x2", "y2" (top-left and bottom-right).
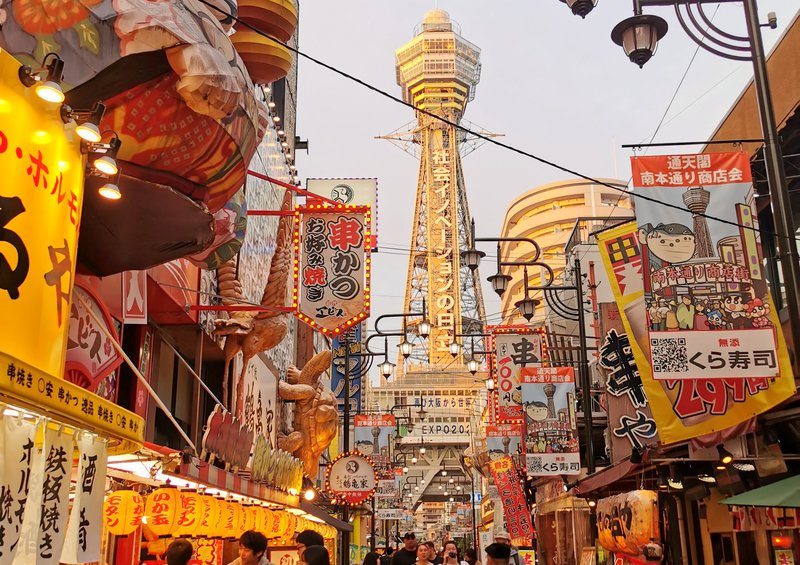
[
  {"x1": 269, "y1": 511, "x2": 289, "y2": 539},
  {"x1": 104, "y1": 490, "x2": 144, "y2": 536},
  {"x1": 175, "y1": 491, "x2": 206, "y2": 538},
  {"x1": 197, "y1": 495, "x2": 220, "y2": 538},
  {"x1": 145, "y1": 487, "x2": 181, "y2": 538},
  {"x1": 213, "y1": 499, "x2": 231, "y2": 539},
  {"x1": 242, "y1": 505, "x2": 256, "y2": 533},
  {"x1": 259, "y1": 507, "x2": 274, "y2": 535},
  {"x1": 232, "y1": 502, "x2": 246, "y2": 537},
  {"x1": 285, "y1": 514, "x2": 297, "y2": 538}
]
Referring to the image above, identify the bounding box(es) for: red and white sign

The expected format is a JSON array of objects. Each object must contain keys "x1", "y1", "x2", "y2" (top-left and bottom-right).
[
  {"x1": 488, "y1": 456, "x2": 533, "y2": 541},
  {"x1": 122, "y1": 270, "x2": 147, "y2": 324},
  {"x1": 325, "y1": 451, "x2": 377, "y2": 505},
  {"x1": 490, "y1": 327, "x2": 544, "y2": 423},
  {"x1": 293, "y1": 205, "x2": 371, "y2": 335}
]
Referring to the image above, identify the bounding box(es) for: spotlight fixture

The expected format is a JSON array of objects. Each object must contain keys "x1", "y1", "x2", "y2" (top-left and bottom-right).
[
  {"x1": 732, "y1": 461, "x2": 756, "y2": 472},
  {"x1": 277, "y1": 128, "x2": 285, "y2": 136},
  {"x1": 657, "y1": 466, "x2": 669, "y2": 489},
  {"x1": 717, "y1": 444, "x2": 734, "y2": 465},
  {"x1": 630, "y1": 447, "x2": 644, "y2": 464},
  {"x1": 98, "y1": 174, "x2": 122, "y2": 200},
  {"x1": 19, "y1": 53, "x2": 66, "y2": 103},
  {"x1": 442, "y1": 470, "x2": 447, "y2": 476},
  {"x1": 89, "y1": 135, "x2": 122, "y2": 176},
  {"x1": 697, "y1": 474, "x2": 716, "y2": 484},
  {"x1": 272, "y1": 115, "x2": 281, "y2": 123},
  {"x1": 303, "y1": 488, "x2": 316, "y2": 501},
  {"x1": 667, "y1": 464, "x2": 684, "y2": 490},
  {"x1": 61, "y1": 101, "x2": 107, "y2": 143},
  {"x1": 587, "y1": 499, "x2": 596, "y2": 508},
  {"x1": 268, "y1": 101, "x2": 276, "y2": 109}
]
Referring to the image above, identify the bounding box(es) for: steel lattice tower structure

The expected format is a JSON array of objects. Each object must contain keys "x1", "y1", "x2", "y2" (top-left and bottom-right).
[{"x1": 395, "y1": 10, "x2": 486, "y2": 368}]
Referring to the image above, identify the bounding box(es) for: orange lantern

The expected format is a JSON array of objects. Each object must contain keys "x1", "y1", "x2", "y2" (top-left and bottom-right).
[
  {"x1": 232, "y1": 502, "x2": 246, "y2": 537},
  {"x1": 145, "y1": 487, "x2": 181, "y2": 537},
  {"x1": 104, "y1": 490, "x2": 144, "y2": 536},
  {"x1": 269, "y1": 511, "x2": 288, "y2": 539},
  {"x1": 242, "y1": 505, "x2": 255, "y2": 533},
  {"x1": 175, "y1": 491, "x2": 206, "y2": 538},
  {"x1": 198, "y1": 495, "x2": 220, "y2": 538},
  {"x1": 259, "y1": 507, "x2": 274, "y2": 535}
]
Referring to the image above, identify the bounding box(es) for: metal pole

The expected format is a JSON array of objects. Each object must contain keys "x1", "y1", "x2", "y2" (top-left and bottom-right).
[
  {"x1": 371, "y1": 497, "x2": 377, "y2": 551},
  {"x1": 743, "y1": 0, "x2": 800, "y2": 368},
  {"x1": 470, "y1": 474, "x2": 479, "y2": 551},
  {"x1": 342, "y1": 335, "x2": 351, "y2": 565},
  {"x1": 574, "y1": 258, "x2": 595, "y2": 474}
]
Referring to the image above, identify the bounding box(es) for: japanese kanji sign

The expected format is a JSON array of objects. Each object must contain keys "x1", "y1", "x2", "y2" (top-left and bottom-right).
[
  {"x1": 597, "y1": 221, "x2": 794, "y2": 445},
  {"x1": 0, "y1": 415, "x2": 37, "y2": 564},
  {"x1": 325, "y1": 452, "x2": 377, "y2": 505},
  {"x1": 60, "y1": 434, "x2": 107, "y2": 563},
  {"x1": 331, "y1": 323, "x2": 364, "y2": 414},
  {"x1": 485, "y1": 425, "x2": 524, "y2": 462},
  {"x1": 598, "y1": 303, "x2": 659, "y2": 461},
  {"x1": 0, "y1": 47, "x2": 84, "y2": 384},
  {"x1": 306, "y1": 179, "x2": 379, "y2": 251},
  {"x1": 596, "y1": 490, "x2": 659, "y2": 558},
  {"x1": 521, "y1": 367, "x2": 580, "y2": 476},
  {"x1": 632, "y1": 152, "x2": 785, "y2": 380},
  {"x1": 293, "y1": 205, "x2": 370, "y2": 334},
  {"x1": 488, "y1": 456, "x2": 533, "y2": 541},
  {"x1": 354, "y1": 414, "x2": 395, "y2": 469},
  {"x1": 37, "y1": 426, "x2": 74, "y2": 565},
  {"x1": 491, "y1": 327, "x2": 544, "y2": 423}
]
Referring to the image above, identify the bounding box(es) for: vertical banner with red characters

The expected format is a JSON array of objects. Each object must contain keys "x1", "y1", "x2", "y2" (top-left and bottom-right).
[
  {"x1": 488, "y1": 456, "x2": 533, "y2": 541},
  {"x1": 293, "y1": 205, "x2": 371, "y2": 335},
  {"x1": 490, "y1": 326, "x2": 545, "y2": 423},
  {"x1": 521, "y1": 367, "x2": 580, "y2": 476},
  {"x1": 632, "y1": 152, "x2": 788, "y2": 380}
]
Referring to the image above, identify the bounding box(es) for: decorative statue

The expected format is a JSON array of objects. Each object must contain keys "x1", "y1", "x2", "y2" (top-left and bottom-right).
[
  {"x1": 215, "y1": 189, "x2": 293, "y2": 414},
  {"x1": 277, "y1": 351, "x2": 337, "y2": 477}
]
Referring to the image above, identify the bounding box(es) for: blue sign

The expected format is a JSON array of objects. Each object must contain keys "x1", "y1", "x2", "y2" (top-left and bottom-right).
[{"x1": 331, "y1": 322, "x2": 364, "y2": 413}]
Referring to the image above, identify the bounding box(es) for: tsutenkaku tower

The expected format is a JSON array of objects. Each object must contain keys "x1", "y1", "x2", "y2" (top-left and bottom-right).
[{"x1": 395, "y1": 10, "x2": 486, "y2": 367}]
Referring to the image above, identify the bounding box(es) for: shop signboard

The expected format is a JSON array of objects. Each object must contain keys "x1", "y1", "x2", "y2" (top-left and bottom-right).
[
  {"x1": 597, "y1": 303, "x2": 658, "y2": 461},
  {"x1": 354, "y1": 414, "x2": 395, "y2": 467},
  {"x1": 490, "y1": 326, "x2": 544, "y2": 423},
  {"x1": 408, "y1": 394, "x2": 474, "y2": 411},
  {"x1": 485, "y1": 424, "x2": 524, "y2": 462},
  {"x1": 376, "y1": 509, "x2": 403, "y2": 520},
  {"x1": 325, "y1": 451, "x2": 377, "y2": 505},
  {"x1": 376, "y1": 479, "x2": 397, "y2": 499},
  {"x1": 121, "y1": 270, "x2": 148, "y2": 324},
  {"x1": 236, "y1": 352, "x2": 278, "y2": 449},
  {"x1": 306, "y1": 178, "x2": 378, "y2": 250},
  {"x1": 598, "y1": 220, "x2": 794, "y2": 445},
  {"x1": 596, "y1": 490, "x2": 659, "y2": 558},
  {"x1": 331, "y1": 323, "x2": 364, "y2": 413},
  {"x1": 293, "y1": 205, "x2": 370, "y2": 335},
  {"x1": 521, "y1": 367, "x2": 580, "y2": 476},
  {"x1": 487, "y1": 456, "x2": 533, "y2": 541},
  {"x1": 632, "y1": 152, "x2": 788, "y2": 380}
]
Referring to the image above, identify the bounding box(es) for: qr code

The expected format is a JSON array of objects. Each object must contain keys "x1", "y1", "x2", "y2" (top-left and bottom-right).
[
  {"x1": 650, "y1": 337, "x2": 688, "y2": 373},
  {"x1": 527, "y1": 458, "x2": 543, "y2": 473}
]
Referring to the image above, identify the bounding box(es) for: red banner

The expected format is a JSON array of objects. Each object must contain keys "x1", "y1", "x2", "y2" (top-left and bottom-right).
[{"x1": 488, "y1": 456, "x2": 533, "y2": 541}]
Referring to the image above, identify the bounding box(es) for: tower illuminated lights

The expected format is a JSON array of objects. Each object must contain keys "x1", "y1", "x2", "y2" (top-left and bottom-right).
[{"x1": 395, "y1": 9, "x2": 486, "y2": 367}]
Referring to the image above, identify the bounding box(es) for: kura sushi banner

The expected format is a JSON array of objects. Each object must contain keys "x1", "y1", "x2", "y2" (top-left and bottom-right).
[{"x1": 632, "y1": 152, "x2": 788, "y2": 381}]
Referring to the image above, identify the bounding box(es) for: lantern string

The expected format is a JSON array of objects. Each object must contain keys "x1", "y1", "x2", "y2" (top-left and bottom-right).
[{"x1": 76, "y1": 293, "x2": 198, "y2": 455}]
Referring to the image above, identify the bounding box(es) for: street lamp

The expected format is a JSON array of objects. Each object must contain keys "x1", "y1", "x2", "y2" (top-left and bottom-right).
[
  {"x1": 467, "y1": 358, "x2": 481, "y2": 376},
  {"x1": 448, "y1": 340, "x2": 461, "y2": 358},
  {"x1": 560, "y1": 0, "x2": 597, "y2": 18},
  {"x1": 566, "y1": 0, "x2": 800, "y2": 366}
]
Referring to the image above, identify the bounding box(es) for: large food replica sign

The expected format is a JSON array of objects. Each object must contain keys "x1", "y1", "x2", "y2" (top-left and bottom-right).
[
  {"x1": 293, "y1": 204, "x2": 370, "y2": 334},
  {"x1": 325, "y1": 451, "x2": 377, "y2": 506},
  {"x1": 596, "y1": 490, "x2": 660, "y2": 557}
]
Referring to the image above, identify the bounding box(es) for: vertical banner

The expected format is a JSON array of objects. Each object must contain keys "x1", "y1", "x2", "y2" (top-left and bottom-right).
[
  {"x1": 0, "y1": 417, "x2": 37, "y2": 565},
  {"x1": 37, "y1": 426, "x2": 74, "y2": 565},
  {"x1": 598, "y1": 303, "x2": 658, "y2": 461},
  {"x1": 632, "y1": 152, "x2": 787, "y2": 380},
  {"x1": 597, "y1": 219, "x2": 794, "y2": 445},
  {"x1": 488, "y1": 456, "x2": 533, "y2": 541},
  {"x1": 60, "y1": 434, "x2": 108, "y2": 564},
  {"x1": 491, "y1": 327, "x2": 544, "y2": 423},
  {"x1": 10, "y1": 420, "x2": 45, "y2": 565},
  {"x1": 521, "y1": 367, "x2": 580, "y2": 476},
  {"x1": 485, "y1": 425, "x2": 524, "y2": 461},
  {"x1": 293, "y1": 205, "x2": 370, "y2": 335},
  {"x1": 331, "y1": 323, "x2": 364, "y2": 414},
  {"x1": 354, "y1": 414, "x2": 395, "y2": 469},
  {"x1": 237, "y1": 352, "x2": 278, "y2": 449}
]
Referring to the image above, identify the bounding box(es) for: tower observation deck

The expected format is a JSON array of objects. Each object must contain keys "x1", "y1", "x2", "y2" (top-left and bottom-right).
[{"x1": 395, "y1": 9, "x2": 486, "y2": 369}]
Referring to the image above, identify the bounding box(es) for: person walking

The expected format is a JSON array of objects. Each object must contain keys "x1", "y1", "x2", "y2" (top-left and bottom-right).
[
  {"x1": 493, "y1": 531, "x2": 521, "y2": 565},
  {"x1": 414, "y1": 545, "x2": 432, "y2": 565},
  {"x1": 166, "y1": 540, "x2": 194, "y2": 565},
  {"x1": 441, "y1": 541, "x2": 467, "y2": 565},
  {"x1": 363, "y1": 552, "x2": 381, "y2": 565},
  {"x1": 463, "y1": 548, "x2": 480, "y2": 565},
  {"x1": 296, "y1": 530, "x2": 325, "y2": 565},
  {"x1": 227, "y1": 531, "x2": 270, "y2": 565},
  {"x1": 303, "y1": 546, "x2": 330, "y2": 565},
  {"x1": 484, "y1": 544, "x2": 510, "y2": 565},
  {"x1": 391, "y1": 533, "x2": 419, "y2": 565}
]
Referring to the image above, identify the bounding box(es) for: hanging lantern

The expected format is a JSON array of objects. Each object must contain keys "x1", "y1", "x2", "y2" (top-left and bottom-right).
[
  {"x1": 104, "y1": 490, "x2": 144, "y2": 536},
  {"x1": 259, "y1": 507, "x2": 274, "y2": 535},
  {"x1": 269, "y1": 511, "x2": 288, "y2": 539},
  {"x1": 145, "y1": 487, "x2": 181, "y2": 538},
  {"x1": 213, "y1": 499, "x2": 232, "y2": 539},
  {"x1": 284, "y1": 513, "x2": 297, "y2": 539},
  {"x1": 175, "y1": 491, "x2": 206, "y2": 538},
  {"x1": 231, "y1": 502, "x2": 246, "y2": 537},
  {"x1": 242, "y1": 505, "x2": 256, "y2": 533},
  {"x1": 197, "y1": 495, "x2": 220, "y2": 538}
]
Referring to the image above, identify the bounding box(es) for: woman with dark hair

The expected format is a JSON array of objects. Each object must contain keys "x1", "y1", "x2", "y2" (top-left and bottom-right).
[
  {"x1": 463, "y1": 548, "x2": 480, "y2": 565},
  {"x1": 363, "y1": 552, "x2": 381, "y2": 565},
  {"x1": 442, "y1": 541, "x2": 467, "y2": 565},
  {"x1": 303, "y1": 546, "x2": 330, "y2": 565}
]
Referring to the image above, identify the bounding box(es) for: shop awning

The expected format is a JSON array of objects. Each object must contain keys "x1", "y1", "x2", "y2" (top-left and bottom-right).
[
  {"x1": 720, "y1": 475, "x2": 800, "y2": 507},
  {"x1": 300, "y1": 500, "x2": 353, "y2": 533},
  {"x1": 573, "y1": 459, "x2": 638, "y2": 496}
]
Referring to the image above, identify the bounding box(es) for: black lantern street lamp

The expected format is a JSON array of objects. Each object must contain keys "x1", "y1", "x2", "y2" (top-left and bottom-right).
[
  {"x1": 560, "y1": 0, "x2": 597, "y2": 18},
  {"x1": 557, "y1": 0, "x2": 800, "y2": 371}
]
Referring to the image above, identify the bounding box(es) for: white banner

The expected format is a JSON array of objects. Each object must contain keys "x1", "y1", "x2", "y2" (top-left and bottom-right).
[
  {"x1": 60, "y1": 434, "x2": 107, "y2": 564},
  {"x1": 10, "y1": 419, "x2": 45, "y2": 565},
  {"x1": 238, "y1": 352, "x2": 278, "y2": 449},
  {"x1": 36, "y1": 426, "x2": 74, "y2": 565},
  {"x1": 375, "y1": 509, "x2": 403, "y2": 520},
  {"x1": 1, "y1": 417, "x2": 38, "y2": 565}
]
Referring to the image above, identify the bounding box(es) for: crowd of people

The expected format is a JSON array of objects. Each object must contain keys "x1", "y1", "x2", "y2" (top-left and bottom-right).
[{"x1": 162, "y1": 527, "x2": 522, "y2": 565}]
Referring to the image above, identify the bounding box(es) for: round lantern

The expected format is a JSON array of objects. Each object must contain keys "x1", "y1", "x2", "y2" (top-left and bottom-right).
[
  {"x1": 214, "y1": 499, "x2": 233, "y2": 539},
  {"x1": 259, "y1": 507, "x2": 274, "y2": 535},
  {"x1": 175, "y1": 491, "x2": 206, "y2": 538},
  {"x1": 284, "y1": 513, "x2": 297, "y2": 539},
  {"x1": 145, "y1": 487, "x2": 181, "y2": 538},
  {"x1": 231, "y1": 502, "x2": 246, "y2": 537},
  {"x1": 242, "y1": 505, "x2": 256, "y2": 533},
  {"x1": 269, "y1": 511, "x2": 288, "y2": 539},
  {"x1": 104, "y1": 490, "x2": 144, "y2": 536},
  {"x1": 198, "y1": 495, "x2": 220, "y2": 538}
]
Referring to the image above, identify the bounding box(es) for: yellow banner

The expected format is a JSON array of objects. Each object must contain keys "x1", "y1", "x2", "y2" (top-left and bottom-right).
[
  {"x1": 596, "y1": 221, "x2": 794, "y2": 444},
  {"x1": 0, "y1": 48, "x2": 83, "y2": 380}
]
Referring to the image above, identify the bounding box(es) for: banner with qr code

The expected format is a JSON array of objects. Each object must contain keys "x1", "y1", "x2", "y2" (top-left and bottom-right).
[
  {"x1": 293, "y1": 205, "x2": 371, "y2": 334},
  {"x1": 632, "y1": 152, "x2": 783, "y2": 380},
  {"x1": 597, "y1": 219, "x2": 794, "y2": 445},
  {"x1": 520, "y1": 367, "x2": 581, "y2": 476}
]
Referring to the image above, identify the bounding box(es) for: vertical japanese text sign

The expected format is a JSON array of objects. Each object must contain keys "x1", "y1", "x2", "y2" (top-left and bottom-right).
[
  {"x1": 521, "y1": 367, "x2": 580, "y2": 476},
  {"x1": 331, "y1": 323, "x2": 364, "y2": 413},
  {"x1": 0, "y1": 47, "x2": 85, "y2": 379},
  {"x1": 491, "y1": 327, "x2": 543, "y2": 423},
  {"x1": 632, "y1": 152, "x2": 786, "y2": 380},
  {"x1": 293, "y1": 205, "x2": 371, "y2": 334},
  {"x1": 488, "y1": 456, "x2": 533, "y2": 541}
]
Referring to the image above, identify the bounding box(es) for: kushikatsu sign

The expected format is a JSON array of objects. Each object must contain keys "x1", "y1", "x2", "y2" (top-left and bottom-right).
[{"x1": 293, "y1": 204, "x2": 371, "y2": 334}]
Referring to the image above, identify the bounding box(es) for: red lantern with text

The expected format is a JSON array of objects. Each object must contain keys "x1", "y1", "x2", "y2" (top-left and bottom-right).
[
  {"x1": 175, "y1": 490, "x2": 205, "y2": 537},
  {"x1": 104, "y1": 490, "x2": 144, "y2": 536},
  {"x1": 145, "y1": 487, "x2": 180, "y2": 537}
]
